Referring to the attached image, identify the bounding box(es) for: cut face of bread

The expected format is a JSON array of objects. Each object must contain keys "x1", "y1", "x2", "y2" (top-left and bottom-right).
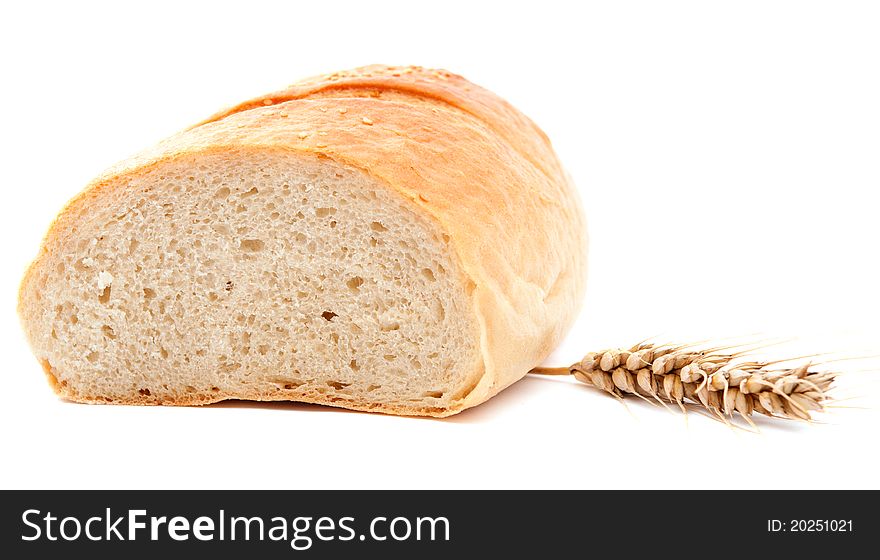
[{"x1": 19, "y1": 150, "x2": 482, "y2": 415}]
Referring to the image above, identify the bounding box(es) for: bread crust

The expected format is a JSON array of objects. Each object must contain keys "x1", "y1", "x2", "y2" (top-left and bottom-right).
[{"x1": 19, "y1": 65, "x2": 587, "y2": 416}]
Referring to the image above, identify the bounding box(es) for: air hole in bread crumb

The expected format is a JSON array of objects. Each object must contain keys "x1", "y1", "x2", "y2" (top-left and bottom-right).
[
  {"x1": 380, "y1": 321, "x2": 400, "y2": 332},
  {"x1": 211, "y1": 386, "x2": 220, "y2": 392},
  {"x1": 327, "y1": 380, "x2": 350, "y2": 390},
  {"x1": 258, "y1": 344, "x2": 269, "y2": 355},
  {"x1": 86, "y1": 351, "x2": 99, "y2": 363},
  {"x1": 321, "y1": 311, "x2": 338, "y2": 321},
  {"x1": 241, "y1": 187, "x2": 259, "y2": 197},
  {"x1": 240, "y1": 239, "x2": 265, "y2": 252},
  {"x1": 349, "y1": 359, "x2": 360, "y2": 371},
  {"x1": 367, "y1": 384, "x2": 381, "y2": 392},
  {"x1": 70, "y1": 314, "x2": 78, "y2": 325},
  {"x1": 98, "y1": 286, "x2": 111, "y2": 304},
  {"x1": 214, "y1": 187, "x2": 230, "y2": 199},
  {"x1": 102, "y1": 325, "x2": 116, "y2": 339},
  {"x1": 370, "y1": 221, "x2": 388, "y2": 232},
  {"x1": 143, "y1": 287, "x2": 156, "y2": 299},
  {"x1": 433, "y1": 300, "x2": 445, "y2": 321},
  {"x1": 422, "y1": 268, "x2": 436, "y2": 281},
  {"x1": 315, "y1": 207, "x2": 336, "y2": 218},
  {"x1": 268, "y1": 374, "x2": 303, "y2": 389},
  {"x1": 211, "y1": 223, "x2": 232, "y2": 236},
  {"x1": 423, "y1": 390, "x2": 444, "y2": 398},
  {"x1": 219, "y1": 362, "x2": 241, "y2": 373},
  {"x1": 225, "y1": 281, "x2": 234, "y2": 292},
  {"x1": 346, "y1": 276, "x2": 364, "y2": 291},
  {"x1": 138, "y1": 388, "x2": 151, "y2": 396},
  {"x1": 160, "y1": 347, "x2": 169, "y2": 359},
  {"x1": 185, "y1": 386, "x2": 196, "y2": 393},
  {"x1": 384, "y1": 354, "x2": 396, "y2": 361}
]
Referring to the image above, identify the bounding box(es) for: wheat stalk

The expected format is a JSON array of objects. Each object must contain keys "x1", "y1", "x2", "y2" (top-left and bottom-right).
[{"x1": 531, "y1": 341, "x2": 838, "y2": 425}]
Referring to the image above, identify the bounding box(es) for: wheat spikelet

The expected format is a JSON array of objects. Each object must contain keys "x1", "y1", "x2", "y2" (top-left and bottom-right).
[{"x1": 531, "y1": 341, "x2": 838, "y2": 424}]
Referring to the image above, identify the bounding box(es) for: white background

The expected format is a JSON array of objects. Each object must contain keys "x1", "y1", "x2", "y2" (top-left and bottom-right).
[{"x1": 1, "y1": 1, "x2": 878, "y2": 489}]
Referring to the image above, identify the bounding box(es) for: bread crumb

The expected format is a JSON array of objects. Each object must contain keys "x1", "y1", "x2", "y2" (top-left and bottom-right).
[{"x1": 97, "y1": 271, "x2": 114, "y2": 290}]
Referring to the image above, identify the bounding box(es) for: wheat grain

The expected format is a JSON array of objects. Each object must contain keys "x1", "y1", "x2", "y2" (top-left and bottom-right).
[{"x1": 531, "y1": 341, "x2": 838, "y2": 423}]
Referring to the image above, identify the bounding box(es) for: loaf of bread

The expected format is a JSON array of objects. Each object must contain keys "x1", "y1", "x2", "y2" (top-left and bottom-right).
[{"x1": 18, "y1": 65, "x2": 587, "y2": 417}]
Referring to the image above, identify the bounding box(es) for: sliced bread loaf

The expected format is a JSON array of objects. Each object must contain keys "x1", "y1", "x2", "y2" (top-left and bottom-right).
[{"x1": 18, "y1": 65, "x2": 587, "y2": 416}]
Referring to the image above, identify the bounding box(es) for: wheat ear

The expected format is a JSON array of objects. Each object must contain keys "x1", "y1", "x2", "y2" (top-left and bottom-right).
[{"x1": 530, "y1": 342, "x2": 837, "y2": 423}]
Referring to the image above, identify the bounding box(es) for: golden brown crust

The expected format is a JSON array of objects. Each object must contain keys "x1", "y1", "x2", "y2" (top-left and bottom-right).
[
  {"x1": 52, "y1": 385, "x2": 458, "y2": 418},
  {"x1": 19, "y1": 65, "x2": 587, "y2": 416},
  {"x1": 195, "y1": 65, "x2": 560, "y2": 182}
]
